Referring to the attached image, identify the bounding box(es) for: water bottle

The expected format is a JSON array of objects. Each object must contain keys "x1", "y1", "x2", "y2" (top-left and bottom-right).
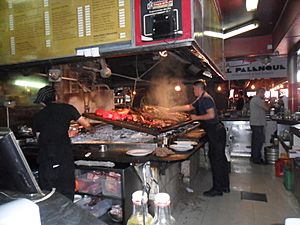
[{"x1": 151, "y1": 193, "x2": 175, "y2": 225}]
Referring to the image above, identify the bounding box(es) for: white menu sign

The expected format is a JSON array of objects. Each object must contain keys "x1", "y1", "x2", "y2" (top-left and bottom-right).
[{"x1": 225, "y1": 56, "x2": 287, "y2": 80}]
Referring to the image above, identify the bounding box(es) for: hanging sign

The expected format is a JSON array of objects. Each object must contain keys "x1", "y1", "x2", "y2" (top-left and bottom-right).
[
  {"x1": 134, "y1": 0, "x2": 191, "y2": 46},
  {"x1": 225, "y1": 56, "x2": 287, "y2": 80}
]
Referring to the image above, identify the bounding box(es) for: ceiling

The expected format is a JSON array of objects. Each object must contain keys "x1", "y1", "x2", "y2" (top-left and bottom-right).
[
  {"x1": 217, "y1": 0, "x2": 286, "y2": 37},
  {"x1": 217, "y1": 0, "x2": 300, "y2": 59},
  {"x1": 1, "y1": 0, "x2": 299, "y2": 85}
]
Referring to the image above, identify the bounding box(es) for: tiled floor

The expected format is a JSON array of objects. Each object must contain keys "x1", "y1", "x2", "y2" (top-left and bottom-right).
[{"x1": 173, "y1": 157, "x2": 300, "y2": 225}]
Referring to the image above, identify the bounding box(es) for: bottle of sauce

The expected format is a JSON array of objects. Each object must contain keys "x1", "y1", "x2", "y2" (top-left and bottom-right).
[{"x1": 127, "y1": 190, "x2": 153, "y2": 225}]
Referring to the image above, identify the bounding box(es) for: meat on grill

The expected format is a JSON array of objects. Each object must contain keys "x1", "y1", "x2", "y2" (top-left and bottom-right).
[{"x1": 94, "y1": 105, "x2": 190, "y2": 129}]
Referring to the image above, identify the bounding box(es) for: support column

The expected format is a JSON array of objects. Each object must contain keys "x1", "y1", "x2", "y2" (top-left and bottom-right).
[{"x1": 287, "y1": 50, "x2": 298, "y2": 113}]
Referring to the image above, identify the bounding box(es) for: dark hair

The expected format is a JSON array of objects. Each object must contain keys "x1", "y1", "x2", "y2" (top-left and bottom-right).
[{"x1": 193, "y1": 79, "x2": 207, "y2": 89}]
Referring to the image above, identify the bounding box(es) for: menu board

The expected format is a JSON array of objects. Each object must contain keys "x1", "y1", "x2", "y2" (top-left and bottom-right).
[
  {"x1": 0, "y1": 0, "x2": 132, "y2": 65},
  {"x1": 0, "y1": 2, "x2": 10, "y2": 63}
]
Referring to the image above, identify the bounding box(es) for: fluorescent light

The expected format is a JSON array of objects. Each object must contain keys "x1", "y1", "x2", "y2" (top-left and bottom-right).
[
  {"x1": 203, "y1": 22, "x2": 259, "y2": 39},
  {"x1": 297, "y1": 70, "x2": 300, "y2": 82},
  {"x1": 224, "y1": 22, "x2": 259, "y2": 39},
  {"x1": 246, "y1": 0, "x2": 259, "y2": 11},
  {"x1": 203, "y1": 31, "x2": 223, "y2": 39},
  {"x1": 203, "y1": 71, "x2": 212, "y2": 78},
  {"x1": 14, "y1": 80, "x2": 47, "y2": 89}
]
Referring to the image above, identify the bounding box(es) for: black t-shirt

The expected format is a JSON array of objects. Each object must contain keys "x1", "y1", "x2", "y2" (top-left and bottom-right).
[
  {"x1": 33, "y1": 103, "x2": 81, "y2": 144},
  {"x1": 192, "y1": 93, "x2": 219, "y2": 126}
]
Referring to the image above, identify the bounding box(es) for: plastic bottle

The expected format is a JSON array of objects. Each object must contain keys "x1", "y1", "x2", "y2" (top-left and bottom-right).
[
  {"x1": 151, "y1": 193, "x2": 176, "y2": 225},
  {"x1": 127, "y1": 190, "x2": 153, "y2": 225}
]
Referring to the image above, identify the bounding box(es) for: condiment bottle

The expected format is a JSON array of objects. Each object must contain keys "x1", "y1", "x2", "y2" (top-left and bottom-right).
[
  {"x1": 151, "y1": 193, "x2": 176, "y2": 225},
  {"x1": 127, "y1": 190, "x2": 153, "y2": 225}
]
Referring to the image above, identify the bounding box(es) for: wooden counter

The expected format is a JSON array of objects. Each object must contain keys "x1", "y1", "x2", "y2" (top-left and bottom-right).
[{"x1": 72, "y1": 142, "x2": 205, "y2": 164}]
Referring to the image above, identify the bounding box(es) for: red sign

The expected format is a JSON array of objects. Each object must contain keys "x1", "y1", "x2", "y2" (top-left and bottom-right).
[{"x1": 134, "y1": 0, "x2": 192, "y2": 46}]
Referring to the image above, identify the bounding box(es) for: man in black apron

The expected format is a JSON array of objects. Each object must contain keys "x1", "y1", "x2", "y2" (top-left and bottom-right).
[
  {"x1": 170, "y1": 79, "x2": 229, "y2": 197},
  {"x1": 33, "y1": 85, "x2": 94, "y2": 200}
]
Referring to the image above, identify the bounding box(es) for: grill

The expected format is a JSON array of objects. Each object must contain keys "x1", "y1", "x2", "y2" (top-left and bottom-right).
[{"x1": 84, "y1": 113, "x2": 196, "y2": 136}]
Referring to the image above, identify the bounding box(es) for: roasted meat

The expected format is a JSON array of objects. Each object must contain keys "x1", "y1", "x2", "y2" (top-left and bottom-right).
[{"x1": 94, "y1": 105, "x2": 190, "y2": 129}]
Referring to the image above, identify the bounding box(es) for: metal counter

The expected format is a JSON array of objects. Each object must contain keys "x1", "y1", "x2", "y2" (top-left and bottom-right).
[{"x1": 222, "y1": 118, "x2": 277, "y2": 157}]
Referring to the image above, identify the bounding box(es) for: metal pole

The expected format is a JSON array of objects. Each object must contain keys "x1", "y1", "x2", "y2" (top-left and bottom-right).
[{"x1": 6, "y1": 107, "x2": 9, "y2": 128}]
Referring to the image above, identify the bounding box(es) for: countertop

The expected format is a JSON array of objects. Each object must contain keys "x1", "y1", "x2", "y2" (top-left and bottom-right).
[
  {"x1": 0, "y1": 192, "x2": 107, "y2": 225},
  {"x1": 220, "y1": 116, "x2": 300, "y2": 125},
  {"x1": 21, "y1": 142, "x2": 205, "y2": 164},
  {"x1": 72, "y1": 142, "x2": 204, "y2": 164}
]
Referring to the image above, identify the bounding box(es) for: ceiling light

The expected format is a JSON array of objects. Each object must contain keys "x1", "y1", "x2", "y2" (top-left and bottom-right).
[
  {"x1": 203, "y1": 71, "x2": 212, "y2": 78},
  {"x1": 246, "y1": 0, "x2": 259, "y2": 12},
  {"x1": 14, "y1": 80, "x2": 47, "y2": 89},
  {"x1": 224, "y1": 22, "x2": 259, "y2": 39},
  {"x1": 203, "y1": 22, "x2": 259, "y2": 39},
  {"x1": 174, "y1": 85, "x2": 181, "y2": 92},
  {"x1": 203, "y1": 31, "x2": 223, "y2": 39},
  {"x1": 159, "y1": 50, "x2": 168, "y2": 57},
  {"x1": 48, "y1": 69, "x2": 62, "y2": 82}
]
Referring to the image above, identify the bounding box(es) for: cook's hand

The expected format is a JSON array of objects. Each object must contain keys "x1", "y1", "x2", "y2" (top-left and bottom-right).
[
  {"x1": 190, "y1": 114, "x2": 198, "y2": 121},
  {"x1": 68, "y1": 128, "x2": 79, "y2": 138}
]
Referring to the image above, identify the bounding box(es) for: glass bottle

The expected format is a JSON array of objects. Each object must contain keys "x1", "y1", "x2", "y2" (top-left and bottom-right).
[
  {"x1": 152, "y1": 193, "x2": 176, "y2": 225},
  {"x1": 127, "y1": 190, "x2": 154, "y2": 225}
]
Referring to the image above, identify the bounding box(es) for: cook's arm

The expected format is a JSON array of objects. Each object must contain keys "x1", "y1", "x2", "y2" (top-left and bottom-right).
[
  {"x1": 77, "y1": 116, "x2": 95, "y2": 133},
  {"x1": 169, "y1": 104, "x2": 194, "y2": 112},
  {"x1": 190, "y1": 108, "x2": 215, "y2": 121}
]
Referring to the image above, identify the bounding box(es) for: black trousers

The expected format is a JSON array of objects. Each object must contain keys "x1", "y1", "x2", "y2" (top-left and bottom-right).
[
  {"x1": 205, "y1": 123, "x2": 229, "y2": 191},
  {"x1": 250, "y1": 125, "x2": 265, "y2": 163},
  {"x1": 38, "y1": 143, "x2": 75, "y2": 201}
]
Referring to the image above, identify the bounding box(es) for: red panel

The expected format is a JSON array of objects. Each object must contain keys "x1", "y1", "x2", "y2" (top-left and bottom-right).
[
  {"x1": 224, "y1": 35, "x2": 273, "y2": 58},
  {"x1": 134, "y1": 0, "x2": 192, "y2": 46},
  {"x1": 288, "y1": 82, "x2": 299, "y2": 113}
]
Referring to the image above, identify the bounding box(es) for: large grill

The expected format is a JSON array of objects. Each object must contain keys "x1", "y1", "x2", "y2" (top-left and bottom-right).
[{"x1": 84, "y1": 113, "x2": 195, "y2": 136}]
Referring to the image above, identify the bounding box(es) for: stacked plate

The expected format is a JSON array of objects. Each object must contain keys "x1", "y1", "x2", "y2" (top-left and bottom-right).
[{"x1": 169, "y1": 141, "x2": 197, "y2": 152}]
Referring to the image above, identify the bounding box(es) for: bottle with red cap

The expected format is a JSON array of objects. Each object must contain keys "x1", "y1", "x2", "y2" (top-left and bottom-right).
[
  {"x1": 151, "y1": 193, "x2": 176, "y2": 225},
  {"x1": 126, "y1": 190, "x2": 153, "y2": 225}
]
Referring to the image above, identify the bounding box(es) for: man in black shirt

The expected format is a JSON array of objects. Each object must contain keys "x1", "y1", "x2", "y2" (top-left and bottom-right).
[
  {"x1": 170, "y1": 79, "x2": 229, "y2": 197},
  {"x1": 33, "y1": 85, "x2": 94, "y2": 200}
]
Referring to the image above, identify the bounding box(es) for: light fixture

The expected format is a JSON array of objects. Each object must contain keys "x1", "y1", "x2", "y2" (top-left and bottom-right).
[
  {"x1": 159, "y1": 50, "x2": 168, "y2": 57},
  {"x1": 174, "y1": 85, "x2": 181, "y2": 92},
  {"x1": 48, "y1": 69, "x2": 62, "y2": 82},
  {"x1": 246, "y1": 0, "x2": 259, "y2": 12},
  {"x1": 14, "y1": 80, "x2": 47, "y2": 89},
  {"x1": 297, "y1": 70, "x2": 300, "y2": 83},
  {"x1": 203, "y1": 22, "x2": 259, "y2": 39},
  {"x1": 251, "y1": 84, "x2": 255, "y2": 90},
  {"x1": 203, "y1": 70, "x2": 212, "y2": 78},
  {"x1": 217, "y1": 86, "x2": 222, "y2": 92},
  {"x1": 203, "y1": 31, "x2": 224, "y2": 39},
  {"x1": 99, "y1": 58, "x2": 112, "y2": 78},
  {"x1": 224, "y1": 22, "x2": 259, "y2": 39}
]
